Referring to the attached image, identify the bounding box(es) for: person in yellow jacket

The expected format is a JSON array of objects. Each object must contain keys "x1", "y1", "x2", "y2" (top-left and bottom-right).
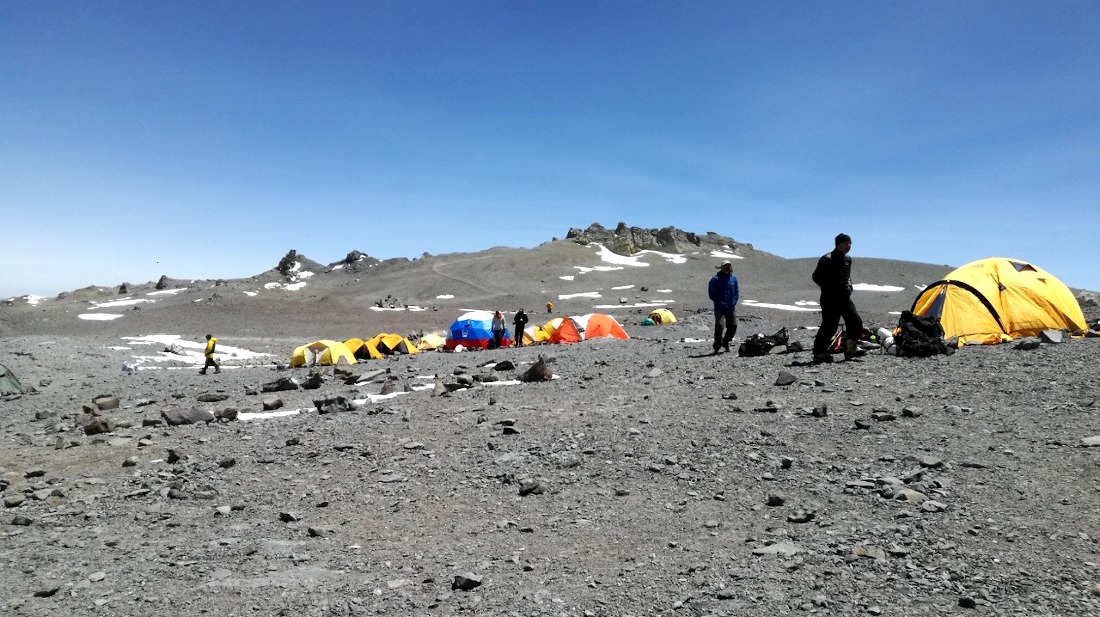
[{"x1": 200, "y1": 334, "x2": 221, "y2": 374}]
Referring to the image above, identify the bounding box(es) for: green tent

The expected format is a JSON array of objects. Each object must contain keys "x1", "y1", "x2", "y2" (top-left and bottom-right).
[{"x1": 0, "y1": 363, "x2": 23, "y2": 396}]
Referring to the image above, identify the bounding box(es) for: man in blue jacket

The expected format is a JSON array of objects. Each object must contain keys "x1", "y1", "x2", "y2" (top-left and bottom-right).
[{"x1": 708, "y1": 261, "x2": 740, "y2": 354}]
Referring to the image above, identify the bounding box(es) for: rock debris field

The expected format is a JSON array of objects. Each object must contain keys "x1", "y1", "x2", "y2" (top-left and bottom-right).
[
  {"x1": 3, "y1": 322, "x2": 1100, "y2": 617},
  {"x1": 2, "y1": 231, "x2": 1099, "y2": 616}
]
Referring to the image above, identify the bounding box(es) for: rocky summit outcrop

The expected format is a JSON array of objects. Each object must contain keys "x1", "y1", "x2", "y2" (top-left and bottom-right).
[{"x1": 566, "y1": 221, "x2": 748, "y2": 256}]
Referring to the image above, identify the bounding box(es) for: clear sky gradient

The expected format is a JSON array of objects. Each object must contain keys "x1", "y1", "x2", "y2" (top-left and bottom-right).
[{"x1": 3, "y1": 2, "x2": 1098, "y2": 300}]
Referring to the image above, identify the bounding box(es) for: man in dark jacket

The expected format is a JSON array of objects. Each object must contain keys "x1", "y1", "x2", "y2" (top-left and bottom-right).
[
  {"x1": 812, "y1": 233, "x2": 864, "y2": 363},
  {"x1": 708, "y1": 261, "x2": 740, "y2": 354},
  {"x1": 512, "y1": 310, "x2": 529, "y2": 347}
]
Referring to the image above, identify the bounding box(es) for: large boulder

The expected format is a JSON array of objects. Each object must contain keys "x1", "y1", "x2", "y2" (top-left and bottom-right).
[{"x1": 161, "y1": 405, "x2": 216, "y2": 426}]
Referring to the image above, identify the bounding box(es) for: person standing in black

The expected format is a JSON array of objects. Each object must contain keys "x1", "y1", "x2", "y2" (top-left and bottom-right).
[
  {"x1": 513, "y1": 310, "x2": 529, "y2": 347},
  {"x1": 812, "y1": 233, "x2": 865, "y2": 363}
]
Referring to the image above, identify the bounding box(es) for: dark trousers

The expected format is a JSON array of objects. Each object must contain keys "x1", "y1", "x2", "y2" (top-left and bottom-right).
[
  {"x1": 514, "y1": 326, "x2": 525, "y2": 347},
  {"x1": 492, "y1": 331, "x2": 504, "y2": 349},
  {"x1": 201, "y1": 356, "x2": 220, "y2": 373},
  {"x1": 714, "y1": 310, "x2": 737, "y2": 350},
  {"x1": 813, "y1": 296, "x2": 863, "y2": 355}
]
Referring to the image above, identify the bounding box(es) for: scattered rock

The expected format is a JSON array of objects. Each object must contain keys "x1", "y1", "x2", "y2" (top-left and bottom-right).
[
  {"x1": 752, "y1": 541, "x2": 802, "y2": 557},
  {"x1": 520, "y1": 356, "x2": 554, "y2": 382},
  {"x1": 93, "y1": 394, "x2": 120, "y2": 410},
  {"x1": 161, "y1": 405, "x2": 216, "y2": 426},
  {"x1": 197, "y1": 393, "x2": 229, "y2": 403},
  {"x1": 852, "y1": 545, "x2": 886, "y2": 561},
  {"x1": 452, "y1": 572, "x2": 482, "y2": 591}
]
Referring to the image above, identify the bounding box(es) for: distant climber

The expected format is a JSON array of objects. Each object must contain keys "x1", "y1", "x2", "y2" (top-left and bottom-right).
[
  {"x1": 200, "y1": 334, "x2": 221, "y2": 374},
  {"x1": 513, "y1": 310, "x2": 529, "y2": 347}
]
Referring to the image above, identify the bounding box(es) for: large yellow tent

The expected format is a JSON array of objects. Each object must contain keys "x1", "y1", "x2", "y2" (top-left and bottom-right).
[
  {"x1": 910, "y1": 257, "x2": 1087, "y2": 346},
  {"x1": 291, "y1": 340, "x2": 357, "y2": 367}
]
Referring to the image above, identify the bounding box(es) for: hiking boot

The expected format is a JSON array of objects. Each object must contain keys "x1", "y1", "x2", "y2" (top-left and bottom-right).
[
  {"x1": 844, "y1": 340, "x2": 867, "y2": 359},
  {"x1": 722, "y1": 342, "x2": 731, "y2": 353},
  {"x1": 713, "y1": 345, "x2": 722, "y2": 355},
  {"x1": 199, "y1": 370, "x2": 207, "y2": 375},
  {"x1": 214, "y1": 368, "x2": 222, "y2": 374},
  {"x1": 812, "y1": 353, "x2": 833, "y2": 364}
]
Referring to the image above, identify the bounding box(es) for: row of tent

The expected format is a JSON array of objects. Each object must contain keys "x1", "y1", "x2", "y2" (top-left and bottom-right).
[
  {"x1": 446, "y1": 310, "x2": 630, "y2": 350},
  {"x1": 289, "y1": 311, "x2": 634, "y2": 366},
  {"x1": 446, "y1": 310, "x2": 633, "y2": 349},
  {"x1": 289, "y1": 256, "x2": 1087, "y2": 366}
]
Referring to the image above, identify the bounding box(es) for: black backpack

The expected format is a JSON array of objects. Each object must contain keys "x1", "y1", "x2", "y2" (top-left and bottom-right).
[
  {"x1": 738, "y1": 328, "x2": 789, "y2": 357},
  {"x1": 895, "y1": 311, "x2": 953, "y2": 357}
]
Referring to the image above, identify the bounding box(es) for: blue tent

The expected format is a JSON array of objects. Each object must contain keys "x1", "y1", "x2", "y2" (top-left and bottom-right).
[{"x1": 445, "y1": 311, "x2": 512, "y2": 350}]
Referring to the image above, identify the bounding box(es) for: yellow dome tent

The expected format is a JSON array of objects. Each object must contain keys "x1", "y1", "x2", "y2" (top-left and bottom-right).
[
  {"x1": 344, "y1": 337, "x2": 384, "y2": 361},
  {"x1": 416, "y1": 332, "x2": 447, "y2": 351},
  {"x1": 910, "y1": 257, "x2": 1087, "y2": 346},
  {"x1": 540, "y1": 317, "x2": 564, "y2": 338},
  {"x1": 648, "y1": 308, "x2": 677, "y2": 325},
  {"x1": 522, "y1": 324, "x2": 551, "y2": 345},
  {"x1": 291, "y1": 340, "x2": 357, "y2": 367},
  {"x1": 366, "y1": 333, "x2": 420, "y2": 355}
]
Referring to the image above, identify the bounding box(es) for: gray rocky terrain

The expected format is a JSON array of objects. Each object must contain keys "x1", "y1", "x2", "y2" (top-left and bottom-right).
[{"x1": 2, "y1": 224, "x2": 1099, "y2": 616}]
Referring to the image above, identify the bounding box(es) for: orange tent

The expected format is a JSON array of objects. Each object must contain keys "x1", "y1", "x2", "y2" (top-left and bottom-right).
[{"x1": 549, "y1": 313, "x2": 629, "y2": 344}]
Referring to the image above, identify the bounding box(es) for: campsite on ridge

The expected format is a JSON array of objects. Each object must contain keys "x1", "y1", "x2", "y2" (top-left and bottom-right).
[{"x1": 2, "y1": 223, "x2": 1099, "y2": 616}]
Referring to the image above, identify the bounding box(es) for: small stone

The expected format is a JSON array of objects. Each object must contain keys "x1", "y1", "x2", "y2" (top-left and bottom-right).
[
  {"x1": 11, "y1": 514, "x2": 33, "y2": 526},
  {"x1": 852, "y1": 545, "x2": 887, "y2": 561},
  {"x1": 787, "y1": 510, "x2": 814, "y2": 524},
  {"x1": 958, "y1": 596, "x2": 977, "y2": 608},
  {"x1": 766, "y1": 493, "x2": 785, "y2": 507},
  {"x1": 896, "y1": 489, "x2": 928, "y2": 504},
  {"x1": 519, "y1": 479, "x2": 544, "y2": 496},
  {"x1": 915, "y1": 455, "x2": 944, "y2": 468},
  {"x1": 774, "y1": 371, "x2": 797, "y2": 386},
  {"x1": 452, "y1": 572, "x2": 482, "y2": 591},
  {"x1": 921, "y1": 500, "x2": 948, "y2": 513},
  {"x1": 751, "y1": 541, "x2": 802, "y2": 557}
]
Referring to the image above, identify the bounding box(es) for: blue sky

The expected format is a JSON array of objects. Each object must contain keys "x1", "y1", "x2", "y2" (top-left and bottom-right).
[{"x1": 3, "y1": 1, "x2": 1098, "y2": 300}]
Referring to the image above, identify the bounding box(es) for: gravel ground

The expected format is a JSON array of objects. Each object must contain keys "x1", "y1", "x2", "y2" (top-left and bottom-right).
[{"x1": 3, "y1": 235, "x2": 1099, "y2": 616}]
